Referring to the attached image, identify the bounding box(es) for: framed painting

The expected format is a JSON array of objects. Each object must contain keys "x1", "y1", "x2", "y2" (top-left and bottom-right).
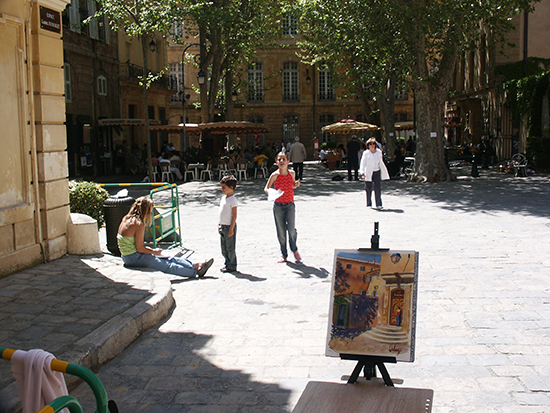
[{"x1": 326, "y1": 249, "x2": 419, "y2": 362}]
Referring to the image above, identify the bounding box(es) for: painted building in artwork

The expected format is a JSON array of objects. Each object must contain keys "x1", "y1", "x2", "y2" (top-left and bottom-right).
[
  {"x1": 332, "y1": 258, "x2": 384, "y2": 330},
  {"x1": 0, "y1": 0, "x2": 71, "y2": 277}
]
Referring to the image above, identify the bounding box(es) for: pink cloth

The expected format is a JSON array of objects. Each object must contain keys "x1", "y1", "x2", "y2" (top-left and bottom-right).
[{"x1": 11, "y1": 349, "x2": 69, "y2": 413}]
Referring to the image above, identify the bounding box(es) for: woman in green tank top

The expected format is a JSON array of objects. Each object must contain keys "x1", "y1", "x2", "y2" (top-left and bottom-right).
[{"x1": 117, "y1": 197, "x2": 213, "y2": 277}]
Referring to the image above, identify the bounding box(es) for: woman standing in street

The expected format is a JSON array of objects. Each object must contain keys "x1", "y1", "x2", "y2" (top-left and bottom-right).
[
  {"x1": 360, "y1": 138, "x2": 390, "y2": 209},
  {"x1": 264, "y1": 152, "x2": 302, "y2": 263}
]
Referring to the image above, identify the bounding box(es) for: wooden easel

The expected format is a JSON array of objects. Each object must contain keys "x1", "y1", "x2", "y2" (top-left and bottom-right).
[{"x1": 343, "y1": 222, "x2": 396, "y2": 386}]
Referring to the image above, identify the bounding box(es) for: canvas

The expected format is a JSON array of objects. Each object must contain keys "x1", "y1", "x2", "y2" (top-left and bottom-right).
[{"x1": 326, "y1": 249, "x2": 419, "y2": 362}]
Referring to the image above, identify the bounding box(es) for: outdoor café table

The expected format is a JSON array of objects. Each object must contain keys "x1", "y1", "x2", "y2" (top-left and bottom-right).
[{"x1": 187, "y1": 163, "x2": 205, "y2": 180}]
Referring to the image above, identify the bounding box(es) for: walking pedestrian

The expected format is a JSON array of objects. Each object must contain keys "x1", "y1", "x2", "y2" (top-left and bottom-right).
[
  {"x1": 288, "y1": 136, "x2": 307, "y2": 180},
  {"x1": 346, "y1": 135, "x2": 361, "y2": 181},
  {"x1": 360, "y1": 137, "x2": 390, "y2": 209},
  {"x1": 264, "y1": 152, "x2": 302, "y2": 263},
  {"x1": 117, "y1": 197, "x2": 213, "y2": 277},
  {"x1": 218, "y1": 175, "x2": 238, "y2": 273}
]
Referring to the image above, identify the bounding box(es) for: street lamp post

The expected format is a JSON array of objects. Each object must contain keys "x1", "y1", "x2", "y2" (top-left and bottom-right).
[{"x1": 180, "y1": 43, "x2": 206, "y2": 155}]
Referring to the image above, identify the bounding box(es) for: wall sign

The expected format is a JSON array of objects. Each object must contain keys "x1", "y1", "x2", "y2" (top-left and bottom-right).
[{"x1": 40, "y1": 6, "x2": 61, "y2": 34}]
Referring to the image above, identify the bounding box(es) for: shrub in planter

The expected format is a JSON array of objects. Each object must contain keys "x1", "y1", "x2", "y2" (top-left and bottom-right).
[{"x1": 69, "y1": 180, "x2": 109, "y2": 228}]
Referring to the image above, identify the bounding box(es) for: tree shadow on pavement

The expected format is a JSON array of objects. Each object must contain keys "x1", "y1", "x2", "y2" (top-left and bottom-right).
[
  {"x1": 70, "y1": 330, "x2": 292, "y2": 412},
  {"x1": 169, "y1": 163, "x2": 550, "y2": 220},
  {"x1": 286, "y1": 262, "x2": 330, "y2": 279}
]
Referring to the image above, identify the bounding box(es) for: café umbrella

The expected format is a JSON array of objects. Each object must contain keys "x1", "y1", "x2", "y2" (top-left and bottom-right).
[{"x1": 321, "y1": 119, "x2": 380, "y2": 134}]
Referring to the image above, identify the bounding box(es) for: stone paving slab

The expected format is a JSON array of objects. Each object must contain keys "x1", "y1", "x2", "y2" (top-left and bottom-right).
[
  {"x1": 2, "y1": 162, "x2": 550, "y2": 412},
  {"x1": 64, "y1": 163, "x2": 550, "y2": 412},
  {"x1": 0, "y1": 253, "x2": 174, "y2": 412}
]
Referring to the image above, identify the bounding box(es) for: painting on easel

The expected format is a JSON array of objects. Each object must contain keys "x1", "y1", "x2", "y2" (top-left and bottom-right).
[{"x1": 326, "y1": 249, "x2": 419, "y2": 362}]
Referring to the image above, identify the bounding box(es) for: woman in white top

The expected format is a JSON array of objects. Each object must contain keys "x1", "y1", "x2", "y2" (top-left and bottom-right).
[{"x1": 359, "y1": 138, "x2": 390, "y2": 209}]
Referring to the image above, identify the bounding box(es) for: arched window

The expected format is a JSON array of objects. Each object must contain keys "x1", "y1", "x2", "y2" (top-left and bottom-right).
[
  {"x1": 283, "y1": 115, "x2": 299, "y2": 142},
  {"x1": 97, "y1": 75, "x2": 107, "y2": 96},
  {"x1": 283, "y1": 62, "x2": 299, "y2": 102}
]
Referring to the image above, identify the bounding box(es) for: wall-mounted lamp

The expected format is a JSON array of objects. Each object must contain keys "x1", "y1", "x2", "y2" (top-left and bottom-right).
[
  {"x1": 232, "y1": 91, "x2": 238, "y2": 102},
  {"x1": 306, "y1": 68, "x2": 311, "y2": 85},
  {"x1": 149, "y1": 38, "x2": 157, "y2": 52}
]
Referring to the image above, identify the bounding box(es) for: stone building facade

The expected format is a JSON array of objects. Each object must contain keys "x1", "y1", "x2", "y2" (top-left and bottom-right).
[
  {"x1": 167, "y1": 31, "x2": 414, "y2": 157},
  {"x1": 1, "y1": 0, "x2": 71, "y2": 278},
  {"x1": 447, "y1": 0, "x2": 550, "y2": 160},
  {"x1": 62, "y1": 0, "x2": 120, "y2": 177}
]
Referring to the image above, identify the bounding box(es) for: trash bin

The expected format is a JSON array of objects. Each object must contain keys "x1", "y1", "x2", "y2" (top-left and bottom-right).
[{"x1": 104, "y1": 194, "x2": 134, "y2": 256}]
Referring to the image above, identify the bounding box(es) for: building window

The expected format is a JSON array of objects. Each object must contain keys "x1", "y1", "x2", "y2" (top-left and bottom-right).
[
  {"x1": 282, "y1": 13, "x2": 298, "y2": 36},
  {"x1": 319, "y1": 114, "x2": 335, "y2": 142},
  {"x1": 148, "y1": 106, "x2": 155, "y2": 120},
  {"x1": 283, "y1": 62, "x2": 299, "y2": 102},
  {"x1": 67, "y1": 0, "x2": 81, "y2": 33},
  {"x1": 170, "y1": 22, "x2": 184, "y2": 38},
  {"x1": 97, "y1": 75, "x2": 107, "y2": 96},
  {"x1": 64, "y1": 64, "x2": 72, "y2": 103},
  {"x1": 394, "y1": 113, "x2": 408, "y2": 122},
  {"x1": 318, "y1": 67, "x2": 334, "y2": 101},
  {"x1": 86, "y1": 0, "x2": 99, "y2": 39},
  {"x1": 247, "y1": 63, "x2": 264, "y2": 102},
  {"x1": 169, "y1": 62, "x2": 183, "y2": 103},
  {"x1": 283, "y1": 115, "x2": 299, "y2": 142}
]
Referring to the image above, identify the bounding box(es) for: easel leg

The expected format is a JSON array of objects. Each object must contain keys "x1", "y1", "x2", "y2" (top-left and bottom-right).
[
  {"x1": 376, "y1": 362, "x2": 394, "y2": 387},
  {"x1": 348, "y1": 361, "x2": 364, "y2": 384}
]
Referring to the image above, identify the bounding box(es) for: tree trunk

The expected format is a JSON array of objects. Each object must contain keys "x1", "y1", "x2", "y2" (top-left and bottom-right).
[
  {"x1": 379, "y1": 75, "x2": 397, "y2": 157},
  {"x1": 412, "y1": 81, "x2": 454, "y2": 182}
]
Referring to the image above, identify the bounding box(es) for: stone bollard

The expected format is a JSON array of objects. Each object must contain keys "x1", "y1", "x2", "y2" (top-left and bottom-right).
[{"x1": 67, "y1": 213, "x2": 102, "y2": 255}]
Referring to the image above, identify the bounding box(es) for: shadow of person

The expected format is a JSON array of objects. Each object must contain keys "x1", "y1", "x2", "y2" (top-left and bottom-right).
[
  {"x1": 232, "y1": 271, "x2": 267, "y2": 282},
  {"x1": 375, "y1": 208, "x2": 404, "y2": 213},
  {"x1": 285, "y1": 261, "x2": 330, "y2": 279}
]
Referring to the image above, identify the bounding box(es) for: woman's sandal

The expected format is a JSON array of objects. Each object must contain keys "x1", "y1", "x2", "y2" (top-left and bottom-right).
[{"x1": 197, "y1": 258, "x2": 214, "y2": 277}]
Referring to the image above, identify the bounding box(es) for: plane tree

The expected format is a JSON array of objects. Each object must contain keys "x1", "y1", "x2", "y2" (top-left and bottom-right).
[
  {"x1": 299, "y1": 0, "x2": 413, "y2": 157},
  {"x1": 300, "y1": 0, "x2": 533, "y2": 182},
  {"x1": 180, "y1": 0, "x2": 284, "y2": 124}
]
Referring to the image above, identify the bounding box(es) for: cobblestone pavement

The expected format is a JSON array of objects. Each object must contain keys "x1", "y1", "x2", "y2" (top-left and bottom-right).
[{"x1": 4, "y1": 162, "x2": 550, "y2": 412}]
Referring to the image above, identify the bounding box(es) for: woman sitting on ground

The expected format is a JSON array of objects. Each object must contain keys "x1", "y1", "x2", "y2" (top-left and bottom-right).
[{"x1": 117, "y1": 197, "x2": 213, "y2": 277}]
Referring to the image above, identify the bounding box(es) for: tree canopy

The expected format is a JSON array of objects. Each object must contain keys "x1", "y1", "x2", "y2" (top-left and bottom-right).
[
  {"x1": 299, "y1": 0, "x2": 533, "y2": 182},
  {"x1": 180, "y1": 0, "x2": 285, "y2": 123}
]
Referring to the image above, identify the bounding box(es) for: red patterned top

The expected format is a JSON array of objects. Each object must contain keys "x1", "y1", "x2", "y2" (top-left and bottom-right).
[{"x1": 274, "y1": 172, "x2": 295, "y2": 203}]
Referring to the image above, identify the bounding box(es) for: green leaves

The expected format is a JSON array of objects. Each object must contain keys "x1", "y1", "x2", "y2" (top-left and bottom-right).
[{"x1": 68, "y1": 181, "x2": 110, "y2": 229}]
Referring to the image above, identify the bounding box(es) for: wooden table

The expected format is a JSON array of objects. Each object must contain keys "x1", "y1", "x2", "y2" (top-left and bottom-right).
[{"x1": 292, "y1": 379, "x2": 433, "y2": 413}]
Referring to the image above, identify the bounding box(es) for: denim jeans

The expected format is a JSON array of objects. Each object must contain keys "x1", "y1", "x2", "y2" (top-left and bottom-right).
[
  {"x1": 365, "y1": 170, "x2": 382, "y2": 207},
  {"x1": 219, "y1": 224, "x2": 237, "y2": 270},
  {"x1": 121, "y1": 252, "x2": 197, "y2": 277},
  {"x1": 273, "y1": 202, "x2": 297, "y2": 258}
]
